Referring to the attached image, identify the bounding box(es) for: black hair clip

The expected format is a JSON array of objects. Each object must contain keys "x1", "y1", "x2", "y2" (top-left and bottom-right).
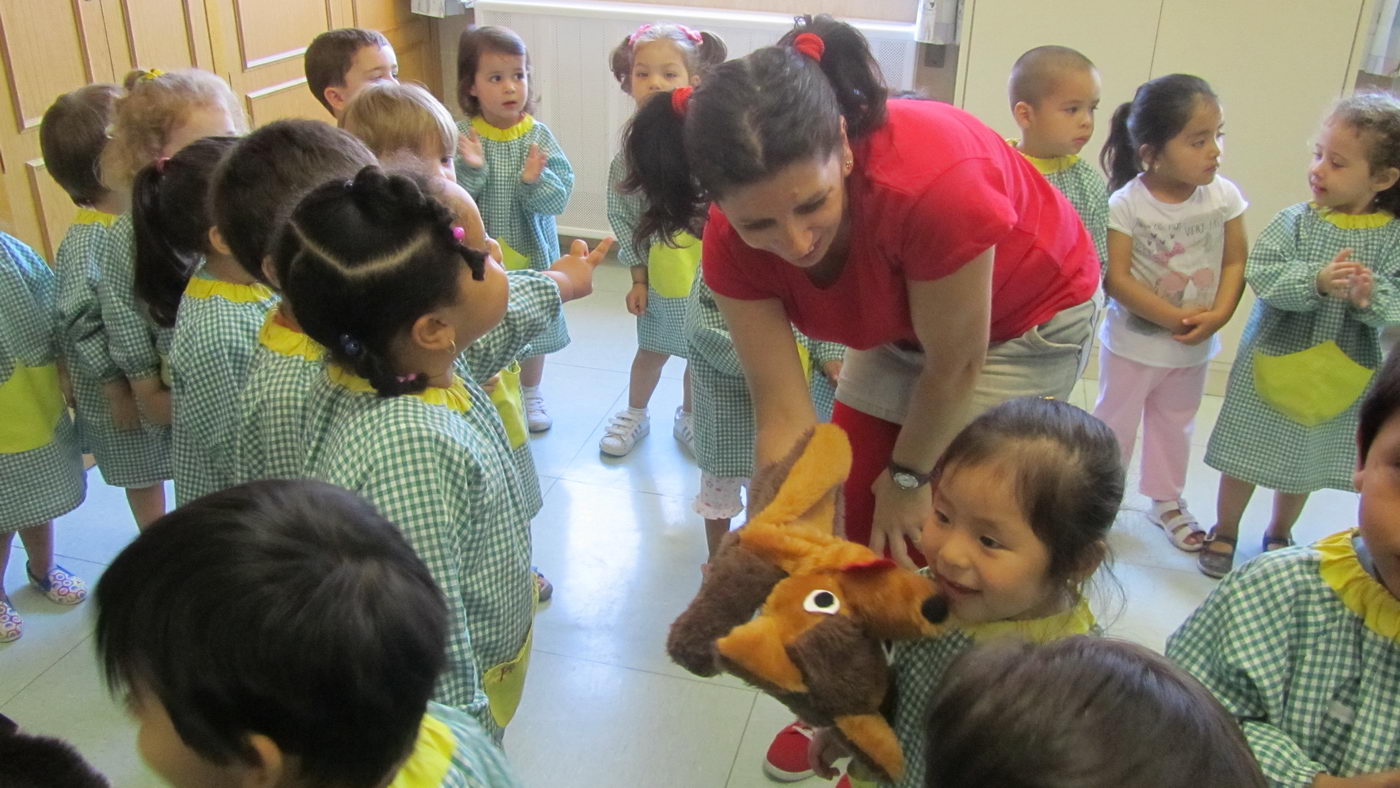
[{"x1": 339, "y1": 333, "x2": 364, "y2": 358}]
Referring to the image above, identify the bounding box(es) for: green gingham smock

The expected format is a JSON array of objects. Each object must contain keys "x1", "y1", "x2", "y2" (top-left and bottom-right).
[
  {"x1": 1168, "y1": 530, "x2": 1400, "y2": 786},
  {"x1": 456, "y1": 114, "x2": 572, "y2": 356},
  {"x1": 1205, "y1": 204, "x2": 1400, "y2": 494},
  {"x1": 882, "y1": 595, "x2": 1097, "y2": 788},
  {"x1": 55, "y1": 210, "x2": 168, "y2": 487},
  {"x1": 304, "y1": 271, "x2": 561, "y2": 736},
  {"x1": 1018, "y1": 147, "x2": 1109, "y2": 277},
  {"x1": 0, "y1": 232, "x2": 86, "y2": 530},
  {"x1": 230, "y1": 307, "x2": 325, "y2": 484},
  {"x1": 686, "y1": 276, "x2": 845, "y2": 479},
  {"x1": 169, "y1": 269, "x2": 278, "y2": 505},
  {"x1": 607, "y1": 150, "x2": 690, "y2": 358},
  {"x1": 417, "y1": 701, "x2": 524, "y2": 787},
  {"x1": 97, "y1": 213, "x2": 171, "y2": 476}
]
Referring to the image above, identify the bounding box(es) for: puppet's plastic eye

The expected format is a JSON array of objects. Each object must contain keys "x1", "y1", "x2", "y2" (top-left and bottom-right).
[{"x1": 803, "y1": 589, "x2": 841, "y2": 615}]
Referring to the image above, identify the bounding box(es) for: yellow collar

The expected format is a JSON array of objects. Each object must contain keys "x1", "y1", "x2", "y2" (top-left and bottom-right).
[
  {"x1": 1007, "y1": 139, "x2": 1079, "y2": 175},
  {"x1": 327, "y1": 365, "x2": 472, "y2": 414},
  {"x1": 472, "y1": 113, "x2": 535, "y2": 142},
  {"x1": 1311, "y1": 203, "x2": 1394, "y2": 229},
  {"x1": 184, "y1": 275, "x2": 275, "y2": 303},
  {"x1": 257, "y1": 309, "x2": 322, "y2": 361},
  {"x1": 963, "y1": 596, "x2": 1096, "y2": 644},
  {"x1": 387, "y1": 713, "x2": 455, "y2": 788},
  {"x1": 1316, "y1": 528, "x2": 1400, "y2": 641},
  {"x1": 73, "y1": 208, "x2": 119, "y2": 227}
]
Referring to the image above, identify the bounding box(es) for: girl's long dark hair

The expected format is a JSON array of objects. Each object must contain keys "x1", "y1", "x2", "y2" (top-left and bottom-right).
[
  {"x1": 278, "y1": 166, "x2": 487, "y2": 397},
  {"x1": 621, "y1": 14, "x2": 887, "y2": 256},
  {"x1": 1100, "y1": 74, "x2": 1217, "y2": 192},
  {"x1": 131, "y1": 136, "x2": 239, "y2": 327}
]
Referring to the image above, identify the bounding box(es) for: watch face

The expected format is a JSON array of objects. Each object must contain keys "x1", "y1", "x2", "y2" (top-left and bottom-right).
[{"x1": 893, "y1": 471, "x2": 920, "y2": 489}]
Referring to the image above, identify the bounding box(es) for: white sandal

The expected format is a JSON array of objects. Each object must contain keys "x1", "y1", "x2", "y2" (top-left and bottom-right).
[{"x1": 1149, "y1": 499, "x2": 1205, "y2": 553}]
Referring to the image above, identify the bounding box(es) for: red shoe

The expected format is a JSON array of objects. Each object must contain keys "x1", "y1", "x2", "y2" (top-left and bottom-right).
[
  {"x1": 764, "y1": 721, "x2": 816, "y2": 781},
  {"x1": 835, "y1": 775, "x2": 852, "y2": 788}
]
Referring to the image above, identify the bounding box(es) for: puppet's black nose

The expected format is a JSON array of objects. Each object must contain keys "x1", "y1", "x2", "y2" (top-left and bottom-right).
[{"x1": 922, "y1": 593, "x2": 949, "y2": 624}]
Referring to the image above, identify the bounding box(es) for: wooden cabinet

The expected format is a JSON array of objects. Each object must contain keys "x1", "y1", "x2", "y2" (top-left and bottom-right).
[
  {"x1": 955, "y1": 0, "x2": 1374, "y2": 389},
  {"x1": 0, "y1": 0, "x2": 434, "y2": 259}
]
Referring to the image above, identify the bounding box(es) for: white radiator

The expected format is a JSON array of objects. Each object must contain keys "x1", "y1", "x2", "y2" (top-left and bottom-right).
[{"x1": 473, "y1": 0, "x2": 920, "y2": 238}]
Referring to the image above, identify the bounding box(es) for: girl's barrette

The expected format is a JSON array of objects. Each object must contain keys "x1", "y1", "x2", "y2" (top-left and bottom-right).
[
  {"x1": 627, "y1": 23, "x2": 653, "y2": 47},
  {"x1": 671, "y1": 86, "x2": 693, "y2": 118},
  {"x1": 339, "y1": 333, "x2": 364, "y2": 359},
  {"x1": 140, "y1": 68, "x2": 165, "y2": 82},
  {"x1": 676, "y1": 24, "x2": 704, "y2": 44},
  {"x1": 793, "y1": 33, "x2": 825, "y2": 63},
  {"x1": 452, "y1": 226, "x2": 466, "y2": 242},
  {"x1": 396, "y1": 373, "x2": 423, "y2": 385},
  {"x1": 154, "y1": 156, "x2": 171, "y2": 174}
]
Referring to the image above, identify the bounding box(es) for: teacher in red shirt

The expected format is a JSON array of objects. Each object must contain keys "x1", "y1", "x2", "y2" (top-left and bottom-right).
[{"x1": 624, "y1": 15, "x2": 1099, "y2": 569}]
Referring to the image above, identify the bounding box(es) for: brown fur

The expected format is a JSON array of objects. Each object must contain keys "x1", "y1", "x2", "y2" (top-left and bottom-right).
[{"x1": 666, "y1": 425, "x2": 948, "y2": 782}]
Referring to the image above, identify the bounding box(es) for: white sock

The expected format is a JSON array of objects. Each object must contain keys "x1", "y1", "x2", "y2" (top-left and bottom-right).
[
  {"x1": 523, "y1": 385, "x2": 541, "y2": 398},
  {"x1": 627, "y1": 406, "x2": 647, "y2": 416}
]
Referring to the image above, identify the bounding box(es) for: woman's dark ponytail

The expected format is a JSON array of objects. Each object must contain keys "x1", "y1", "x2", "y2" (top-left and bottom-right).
[
  {"x1": 131, "y1": 136, "x2": 238, "y2": 328},
  {"x1": 779, "y1": 15, "x2": 887, "y2": 137},
  {"x1": 1100, "y1": 101, "x2": 1138, "y2": 193},
  {"x1": 622, "y1": 89, "x2": 703, "y2": 254}
]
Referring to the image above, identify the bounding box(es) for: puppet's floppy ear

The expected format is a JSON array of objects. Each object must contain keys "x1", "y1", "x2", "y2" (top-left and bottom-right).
[{"x1": 746, "y1": 424, "x2": 851, "y2": 534}]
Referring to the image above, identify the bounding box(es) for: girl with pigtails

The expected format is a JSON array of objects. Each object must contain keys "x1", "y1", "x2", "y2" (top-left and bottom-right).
[{"x1": 622, "y1": 14, "x2": 1101, "y2": 781}]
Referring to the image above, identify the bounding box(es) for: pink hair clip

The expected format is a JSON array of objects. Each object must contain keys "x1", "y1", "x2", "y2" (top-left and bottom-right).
[
  {"x1": 452, "y1": 226, "x2": 466, "y2": 242},
  {"x1": 676, "y1": 24, "x2": 704, "y2": 44},
  {"x1": 627, "y1": 23, "x2": 654, "y2": 47},
  {"x1": 154, "y1": 156, "x2": 171, "y2": 174}
]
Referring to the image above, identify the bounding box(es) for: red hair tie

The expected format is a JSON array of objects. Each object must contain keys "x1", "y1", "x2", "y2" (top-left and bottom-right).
[
  {"x1": 671, "y1": 86, "x2": 693, "y2": 118},
  {"x1": 793, "y1": 33, "x2": 825, "y2": 62}
]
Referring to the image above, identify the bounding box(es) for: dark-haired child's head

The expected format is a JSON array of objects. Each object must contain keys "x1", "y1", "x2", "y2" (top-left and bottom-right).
[
  {"x1": 94, "y1": 479, "x2": 448, "y2": 788},
  {"x1": 305, "y1": 28, "x2": 397, "y2": 117},
  {"x1": 920, "y1": 397, "x2": 1123, "y2": 625},
  {"x1": 456, "y1": 25, "x2": 535, "y2": 126},
  {"x1": 608, "y1": 23, "x2": 727, "y2": 102},
  {"x1": 40, "y1": 84, "x2": 122, "y2": 208},
  {"x1": 340, "y1": 81, "x2": 457, "y2": 183},
  {"x1": 131, "y1": 135, "x2": 239, "y2": 327},
  {"x1": 278, "y1": 166, "x2": 505, "y2": 398},
  {"x1": 622, "y1": 15, "x2": 884, "y2": 260},
  {"x1": 1357, "y1": 352, "x2": 1400, "y2": 600},
  {"x1": 925, "y1": 636, "x2": 1268, "y2": 788},
  {"x1": 1008, "y1": 46, "x2": 1100, "y2": 159},
  {"x1": 1311, "y1": 93, "x2": 1400, "y2": 216},
  {"x1": 210, "y1": 119, "x2": 376, "y2": 286},
  {"x1": 0, "y1": 714, "x2": 110, "y2": 787},
  {"x1": 1101, "y1": 73, "x2": 1221, "y2": 192}
]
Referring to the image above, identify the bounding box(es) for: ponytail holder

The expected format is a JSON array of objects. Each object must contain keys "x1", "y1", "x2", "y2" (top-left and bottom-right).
[
  {"x1": 154, "y1": 156, "x2": 171, "y2": 174},
  {"x1": 676, "y1": 24, "x2": 704, "y2": 44},
  {"x1": 627, "y1": 23, "x2": 654, "y2": 47},
  {"x1": 140, "y1": 68, "x2": 165, "y2": 82},
  {"x1": 452, "y1": 226, "x2": 466, "y2": 242},
  {"x1": 339, "y1": 333, "x2": 364, "y2": 359},
  {"x1": 396, "y1": 373, "x2": 423, "y2": 385},
  {"x1": 793, "y1": 33, "x2": 825, "y2": 62},
  {"x1": 671, "y1": 86, "x2": 693, "y2": 118}
]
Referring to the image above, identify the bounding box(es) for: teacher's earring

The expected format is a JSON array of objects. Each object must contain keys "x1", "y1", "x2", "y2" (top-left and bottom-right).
[{"x1": 843, "y1": 157, "x2": 853, "y2": 174}]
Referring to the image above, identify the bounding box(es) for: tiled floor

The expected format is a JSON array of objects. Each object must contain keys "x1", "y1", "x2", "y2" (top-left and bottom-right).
[{"x1": 0, "y1": 260, "x2": 1363, "y2": 786}]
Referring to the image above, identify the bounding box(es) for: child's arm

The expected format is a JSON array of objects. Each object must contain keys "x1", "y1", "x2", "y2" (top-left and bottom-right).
[
  {"x1": 1103, "y1": 229, "x2": 1200, "y2": 332},
  {"x1": 1244, "y1": 207, "x2": 1335, "y2": 313},
  {"x1": 1175, "y1": 215, "x2": 1248, "y2": 345},
  {"x1": 97, "y1": 218, "x2": 168, "y2": 422},
  {"x1": 455, "y1": 128, "x2": 490, "y2": 197},
  {"x1": 686, "y1": 283, "x2": 746, "y2": 378},
  {"x1": 518, "y1": 126, "x2": 573, "y2": 217},
  {"x1": 56, "y1": 240, "x2": 124, "y2": 386},
  {"x1": 606, "y1": 153, "x2": 651, "y2": 317},
  {"x1": 1344, "y1": 255, "x2": 1400, "y2": 329}
]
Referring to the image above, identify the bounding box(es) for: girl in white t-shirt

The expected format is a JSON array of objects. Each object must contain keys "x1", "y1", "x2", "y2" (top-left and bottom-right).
[{"x1": 1092, "y1": 74, "x2": 1248, "y2": 554}]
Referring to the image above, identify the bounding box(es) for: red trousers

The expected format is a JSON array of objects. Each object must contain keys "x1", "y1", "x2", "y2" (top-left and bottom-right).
[{"x1": 832, "y1": 401, "x2": 927, "y2": 567}]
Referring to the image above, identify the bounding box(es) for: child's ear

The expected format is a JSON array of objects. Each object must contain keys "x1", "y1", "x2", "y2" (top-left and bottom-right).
[
  {"x1": 1137, "y1": 143, "x2": 1154, "y2": 170},
  {"x1": 207, "y1": 225, "x2": 233, "y2": 257},
  {"x1": 1071, "y1": 540, "x2": 1108, "y2": 586},
  {"x1": 259, "y1": 255, "x2": 280, "y2": 289},
  {"x1": 324, "y1": 85, "x2": 346, "y2": 116},
  {"x1": 689, "y1": 72, "x2": 701, "y2": 87},
  {"x1": 1373, "y1": 165, "x2": 1400, "y2": 194},
  {"x1": 238, "y1": 733, "x2": 286, "y2": 788},
  {"x1": 409, "y1": 311, "x2": 456, "y2": 354},
  {"x1": 1011, "y1": 101, "x2": 1034, "y2": 132}
]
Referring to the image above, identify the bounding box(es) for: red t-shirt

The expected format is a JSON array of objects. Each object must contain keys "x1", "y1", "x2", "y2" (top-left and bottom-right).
[{"x1": 703, "y1": 99, "x2": 1099, "y2": 348}]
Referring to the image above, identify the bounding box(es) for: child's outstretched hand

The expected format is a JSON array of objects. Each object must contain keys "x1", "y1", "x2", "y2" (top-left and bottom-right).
[
  {"x1": 521, "y1": 144, "x2": 547, "y2": 184},
  {"x1": 1317, "y1": 248, "x2": 1362, "y2": 298},
  {"x1": 626, "y1": 282, "x2": 648, "y2": 316},
  {"x1": 102, "y1": 379, "x2": 142, "y2": 432},
  {"x1": 1349, "y1": 265, "x2": 1375, "y2": 310},
  {"x1": 547, "y1": 237, "x2": 615, "y2": 301},
  {"x1": 457, "y1": 131, "x2": 485, "y2": 170}
]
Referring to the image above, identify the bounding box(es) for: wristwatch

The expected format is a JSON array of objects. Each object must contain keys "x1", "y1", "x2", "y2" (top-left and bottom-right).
[{"x1": 888, "y1": 462, "x2": 933, "y2": 490}]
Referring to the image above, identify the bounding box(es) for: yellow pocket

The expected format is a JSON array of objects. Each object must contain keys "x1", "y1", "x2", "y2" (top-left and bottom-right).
[
  {"x1": 1253, "y1": 341, "x2": 1373, "y2": 427},
  {"x1": 0, "y1": 364, "x2": 65, "y2": 454},
  {"x1": 796, "y1": 336, "x2": 813, "y2": 382},
  {"x1": 483, "y1": 625, "x2": 533, "y2": 729},
  {"x1": 647, "y1": 233, "x2": 702, "y2": 299},
  {"x1": 490, "y1": 362, "x2": 528, "y2": 450},
  {"x1": 498, "y1": 238, "x2": 530, "y2": 271}
]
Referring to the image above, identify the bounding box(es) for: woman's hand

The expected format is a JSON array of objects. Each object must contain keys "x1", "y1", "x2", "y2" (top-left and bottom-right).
[
  {"x1": 869, "y1": 469, "x2": 931, "y2": 569},
  {"x1": 626, "y1": 282, "x2": 649, "y2": 316}
]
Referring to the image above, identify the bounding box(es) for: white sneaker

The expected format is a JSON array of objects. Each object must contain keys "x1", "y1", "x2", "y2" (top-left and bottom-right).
[
  {"x1": 673, "y1": 407, "x2": 693, "y2": 453},
  {"x1": 600, "y1": 409, "x2": 650, "y2": 456},
  {"x1": 525, "y1": 393, "x2": 552, "y2": 432}
]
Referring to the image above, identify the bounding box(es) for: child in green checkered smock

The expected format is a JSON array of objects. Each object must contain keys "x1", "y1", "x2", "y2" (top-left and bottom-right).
[
  {"x1": 230, "y1": 307, "x2": 325, "y2": 484},
  {"x1": 0, "y1": 231, "x2": 89, "y2": 643},
  {"x1": 1007, "y1": 46, "x2": 1109, "y2": 277},
  {"x1": 597, "y1": 24, "x2": 728, "y2": 458},
  {"x1": 770, "y1": 398, "x2": 1122, "y2": 788},
  {"x1": 455, "y1": 25, "x2": 574, "y2": 434},
  {"x1": 1200, "y1": 95, "x2": 1400, "y2": 580},
  {"x1": 128, "y1": 136, "x2": 271, "y2": 507},
  {"x1": 1169, "y1": 358, "x2": 1400, "y2": 786},
  {"x1": 686, "y1": 276, "x2": 847, "y2": 558},
  {"x1": 279, "y1": 167, "x2": 606, "y2": 737}
]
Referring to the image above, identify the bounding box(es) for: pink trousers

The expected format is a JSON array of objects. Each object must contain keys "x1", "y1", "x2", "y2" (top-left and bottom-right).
[{"x1": 1091, "y1": 349, "x2": 1209, "y2": 501}]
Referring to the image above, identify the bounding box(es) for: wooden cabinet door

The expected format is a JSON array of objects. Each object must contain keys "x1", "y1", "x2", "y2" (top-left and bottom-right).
[{"x1": 0, "y1": 0, "x2": 115, "y2": 256}]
